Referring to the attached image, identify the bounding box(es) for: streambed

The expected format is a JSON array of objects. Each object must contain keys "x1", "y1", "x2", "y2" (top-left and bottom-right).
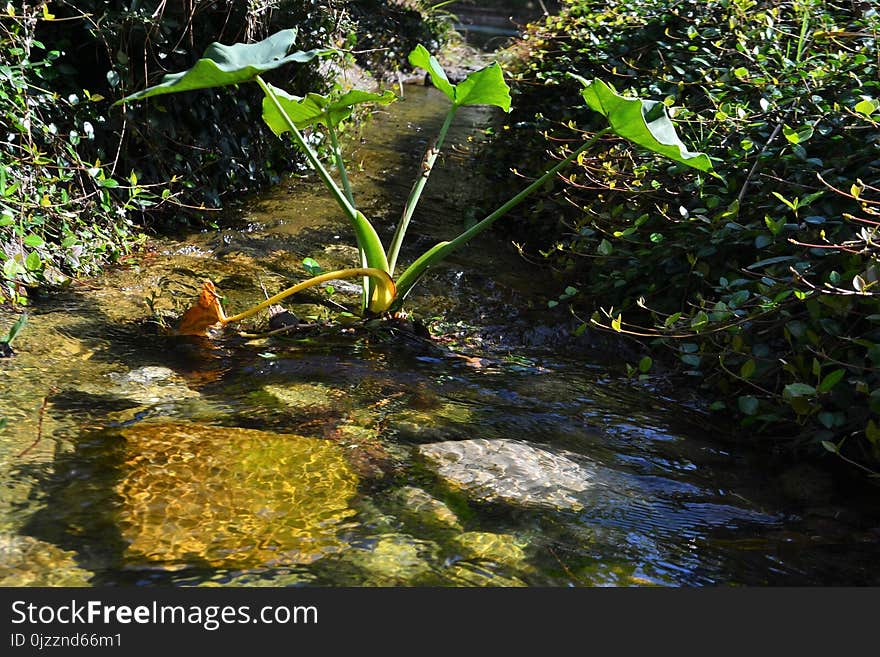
[{"x1": 1, "y1": 83, "x2": 879, "y2": 587}]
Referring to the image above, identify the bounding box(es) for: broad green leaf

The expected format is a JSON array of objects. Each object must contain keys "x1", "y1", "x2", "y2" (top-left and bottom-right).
[
  {"x1": 740, "y1": 359, "x2": 756, "y2": 379},
  {"x1": 738, "y1": 395, "x2": 759, "y2": 415},
  {"x1": 854, "y1": 99, "x2": 876, "y2": 116},
  {"x1": 611, "y1": 314, "x2": 622, "y2": 332},
  {"x1": 597, "y1": 238, "x2": 613, "y2": 256},
  {"x1": 408, "y1": 45, "x2": 455, "y2": 101},
  {"x1": 408, "y1": 44, "x2": 511, "y2": 112},
  {"x1": 115, "y1": 29, "x2": 330, "y2": 104},
  {"x1": 24, "y1": 251, "x2": 41, "y2": 271},
  {"x1": 818, "y1": 368, "x2": 846, "y2": 393},
  {"x1": 782, "y1": 124, "x2": 814, "y2": 144},
  {"x1": 638, "y1": 356, "x2": 653, "y2": 373},
  {"x1": 302, "y1": 257, "x2": 322, "y2": 275},
  {"x1": 23, "y1": 234, "x2": 44, "y2": 247},
  {"x1": 262, "y1": 86, "x2": 396, "y2": 134},
  {"x1": 573, "y1": 76, "x2": 717, "y2": 176},
  {"x1": 453, "y1": 63, "x2": 511, "y2": 111},
  {"x1": 783, "y1": 382, "x2": 816, "y2": 398}
]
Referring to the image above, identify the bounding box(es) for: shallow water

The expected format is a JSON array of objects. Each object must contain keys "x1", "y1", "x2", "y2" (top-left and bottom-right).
[{"x1": 1, "y1": 84, "x2": 879, "y2": 587}]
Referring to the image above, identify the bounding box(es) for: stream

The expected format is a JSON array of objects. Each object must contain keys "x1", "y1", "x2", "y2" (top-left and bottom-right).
[{"x1": 2, "y1": 49, "x2": 880, "y2": 587}]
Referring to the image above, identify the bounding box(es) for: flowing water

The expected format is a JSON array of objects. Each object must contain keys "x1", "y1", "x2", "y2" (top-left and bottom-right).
[{"x1": 2, "y1": 81, "x2": 879, "y2": 587}]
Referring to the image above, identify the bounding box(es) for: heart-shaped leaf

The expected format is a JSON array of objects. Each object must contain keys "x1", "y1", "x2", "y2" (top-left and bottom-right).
[
  {"x1": 408, "y1": 44, "x2": 511, "y2": 112},
  {"x1": 115, "y1": 29, "x2": 331, "y2": 105},
  {"x1": 573, "y1": 76, "x2": 717, "y2": 176},
  {"x1": 262, "y1": 85, "x2": 396, "y2": 134}
]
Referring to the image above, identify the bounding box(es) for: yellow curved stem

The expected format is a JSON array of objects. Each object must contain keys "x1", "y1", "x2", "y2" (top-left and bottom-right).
[{"x1": 223, "y1": 268, "x2": 397, "y2": 324}]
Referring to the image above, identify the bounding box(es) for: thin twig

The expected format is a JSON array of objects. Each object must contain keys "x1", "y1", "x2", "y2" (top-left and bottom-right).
[{"x1": 17, "y1": 387, "x2": 57, "y2": 458}]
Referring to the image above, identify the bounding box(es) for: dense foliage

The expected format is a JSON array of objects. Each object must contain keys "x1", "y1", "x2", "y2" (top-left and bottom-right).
[
  {"x1": 1, "y1": 1, "x2": 451, "y2": 305},
  {"x1": 493, "y1": 0, "x2": 880, "y2": 472}
]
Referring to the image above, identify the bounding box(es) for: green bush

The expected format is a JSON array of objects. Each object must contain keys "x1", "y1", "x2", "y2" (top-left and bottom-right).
[
  {"x1": 1, "y1": 1, "x2": 344, "y2": 303},
  {"x1": 493, "y1": 0, "x2": 880, "y2": 472}
]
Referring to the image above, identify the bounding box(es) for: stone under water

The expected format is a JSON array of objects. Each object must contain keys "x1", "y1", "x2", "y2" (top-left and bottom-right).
[
  {"x1": 115, "y1": 421, "x2": 359, "y2": 569},
  {"x1": 418, "y1": 438, "x2": 595, "y2": 510}
]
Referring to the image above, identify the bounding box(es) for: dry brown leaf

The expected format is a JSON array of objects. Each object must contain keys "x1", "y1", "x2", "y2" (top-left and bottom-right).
[{"x1": 176, "y1": 280, "x2": 227, "y2": 336}]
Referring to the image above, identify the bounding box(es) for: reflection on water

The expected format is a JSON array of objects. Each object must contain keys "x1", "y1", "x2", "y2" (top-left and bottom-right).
[{"x1": 1, "y1": 85, "x2": 879, "y2": 587}]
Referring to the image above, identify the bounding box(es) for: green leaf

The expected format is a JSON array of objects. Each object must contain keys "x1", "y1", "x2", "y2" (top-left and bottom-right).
[
  {"x1": 23, "y1": 234, "x2": 44, "y2": 247},
  {"x1": 302, "y1": 257, "x2": 322, "y2": 276},
  {"x1": 738, "y1": 395, "x2": 759, "y2": 416},
  {"x1": 854, "y1": 99, "x2": 876, "y2": 116},
  {"x1": 820, "y1": 440, "x2": 838, "y2": 453},
  {"x1": 783, "y1": 382, "x2": 817, "y2": 398},
  {"x1": 262, "y1": 86, "x2": 396, "y2": 133},
  {"x1": 782, "y1": 124, "x2": 814, "y2": 144},
  {"x1": 681, "y1": 353, "x2": 701, "y2": 368},
  {"x1": 408, "y1": 44, "x2": 511, "y2": 111},
  {"x1": 691, "y1": 311, "x2": 709, "y2": 331},
  {"x1": 740, "y1": 359, "x2": 756, "y2": 379},
  {"x1": 611, "y1": 314, "x2": 622, "y2": 332},
  {"x1": 573, "y1": 76, "x2": 717, "y2": 176},
  {"x1": 115, "y1": 29, "x2": 330, "y2": 104},
  {"x1": 24, "y1": 251, "x2": 41, "y2": 271},
  {"x1": 408, "y1": 44, "x2": 455, "y2": 101},
  {"x1": 664, "y1": 312, "x2": 681, "y2": 328},
  {"x1": 453, "y1": 63, "x2": 511, "y2": 111},
  {"x1": 818, "y1": 368, "x2": 846, "y2": 393},
  {"x1": 2, "y1": 312, "x2": 27, "y2": 345},
  {"x1": 597, "y1": 238, "x2": 613, "y2": 256},
  {"x1": 3, "y1": 257, "x2": 23, "y2": 279},
  {"x1": 638, "y1": 356, "x2": 653, "y2": 373}
]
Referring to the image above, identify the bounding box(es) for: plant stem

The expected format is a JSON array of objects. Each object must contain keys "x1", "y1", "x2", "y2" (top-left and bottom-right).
[
  {"x1": 394, "y1": 127, "x2": 611, "y2": 301},
  {"x1": 223, "y1": 268, "x2": 396, "y2": 323},
  {"x1": 327, "y1": 123, "x2": 355, "y2": 206},
  {"x1": 327, "y1": 122, "x2": 365, "y2": 301},
  {"x1": 255, "y1": 75, "x2": 356, "y2": 221},
  {"x1": 257, "y1": 75, "x2": 391, "y2": 312},
  {"x1": 387, "y1": 105, "x2": 457, "y2": 275}
]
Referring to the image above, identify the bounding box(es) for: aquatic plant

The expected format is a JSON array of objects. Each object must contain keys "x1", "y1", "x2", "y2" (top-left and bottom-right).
[{"x1": 116, "y1": 28, "x2": 713, "y2": 335}]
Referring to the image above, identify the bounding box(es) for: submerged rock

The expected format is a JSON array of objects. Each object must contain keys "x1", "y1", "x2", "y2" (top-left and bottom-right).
[
  {"x1": 115, "y1": 421, "x2": 359, "y2": 569},
  {"x1": 418, "y1": 438, "x2": 595, "y2": 510},
  {"x1": 262, "y1": 382, "x2": 341, "y2": 409},
  {"x1": 0, "y1": 535, "x2": 92, "y2": 586},
  {"x1": 105, "y1": 366, "x2": 201, "y2": 405},
  {"x1": 451, "y1": 532, "x2": 529, "y2": 568},
  {"x1": 344, "y1": 534, "x2": 439, "y2": 585},
  {"x1": 390, "y1": 486, "x2": 463, "y2": 533}
]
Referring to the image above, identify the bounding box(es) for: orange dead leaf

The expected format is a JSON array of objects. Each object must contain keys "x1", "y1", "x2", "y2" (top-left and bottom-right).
[{"x1": 176, "y1": 280, "x2": 227, "y2": 336}]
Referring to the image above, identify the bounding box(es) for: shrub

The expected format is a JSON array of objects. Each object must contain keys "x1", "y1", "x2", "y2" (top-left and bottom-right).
[{"x1": 492, "y1": 0, "x2": 880, "y2": 472}]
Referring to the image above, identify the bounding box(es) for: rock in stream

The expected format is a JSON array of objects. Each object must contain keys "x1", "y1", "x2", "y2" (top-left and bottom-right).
[{"x1": 418, "y1": 438, "x2": 596, "y2": 511}]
